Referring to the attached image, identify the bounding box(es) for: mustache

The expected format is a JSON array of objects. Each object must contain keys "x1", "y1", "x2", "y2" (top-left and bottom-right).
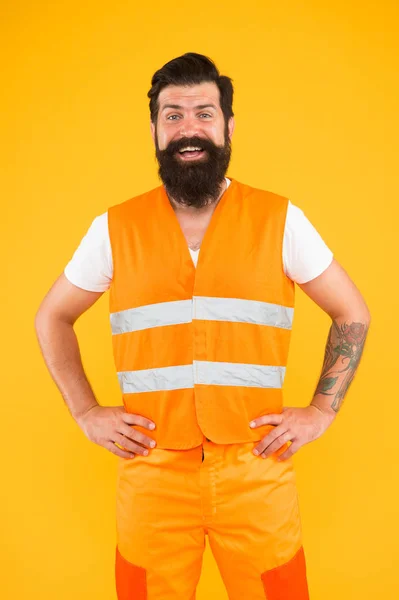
[{"x1": 161, "y1": 136, "x2": 223, "y2": 156}]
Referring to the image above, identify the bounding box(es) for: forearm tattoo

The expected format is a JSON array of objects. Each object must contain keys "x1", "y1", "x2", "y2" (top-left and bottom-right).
[{"x1": 314, "y1": 320, "x2": 369, "y2": 412}]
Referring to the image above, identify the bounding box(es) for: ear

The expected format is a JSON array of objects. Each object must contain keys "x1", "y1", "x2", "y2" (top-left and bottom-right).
[
  {"x1": 150, "y1": 121, "x2": 155, "y2": 144},
  {"x1": 228, "y1": 116, "x2": 235, "y2": 140}
]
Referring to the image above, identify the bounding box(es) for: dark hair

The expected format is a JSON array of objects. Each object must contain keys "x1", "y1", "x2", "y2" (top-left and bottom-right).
[{"x1": 147, "y1": 52, "x2": 234, "y2": 125}]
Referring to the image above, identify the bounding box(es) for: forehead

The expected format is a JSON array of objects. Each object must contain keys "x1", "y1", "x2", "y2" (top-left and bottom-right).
[{"x1": 158, "y1": 82, "x2": 221, "y2": 111}]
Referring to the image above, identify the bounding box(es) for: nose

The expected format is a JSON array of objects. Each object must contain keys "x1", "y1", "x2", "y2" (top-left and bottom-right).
[{"x1": 177, "y1": 116, "x2": 202, "y2": 140}]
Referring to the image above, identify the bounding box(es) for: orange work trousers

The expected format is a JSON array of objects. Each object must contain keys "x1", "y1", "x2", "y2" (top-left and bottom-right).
[{"x1": 115, "y1": 438, "x2": 310, "y2": 599}]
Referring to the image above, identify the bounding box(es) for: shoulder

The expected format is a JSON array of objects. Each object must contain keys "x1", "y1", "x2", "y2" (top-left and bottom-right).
[
  {"x1": 286, "y1": 200, "x2": 307, "y2": 228},
  {"x1": 63, "y1": 211, "x2": 112, "y2": 292},
  {"x1": 108, "y1": 185, "x2": 163, "y2": 221},
  {"x1": 234, "y1": 179, "x2": 288, "y2": 203},
  {"x1": 87, "y1": 211, "x2": 108, "y2": 237},
  {"x1": 283, "y1": 201, "x2": 334, "y2": 283}
]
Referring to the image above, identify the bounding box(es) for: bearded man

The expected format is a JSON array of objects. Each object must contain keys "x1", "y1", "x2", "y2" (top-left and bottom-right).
[{"x1": 35, "y1": 52, "x2": 370, "y2": 599}]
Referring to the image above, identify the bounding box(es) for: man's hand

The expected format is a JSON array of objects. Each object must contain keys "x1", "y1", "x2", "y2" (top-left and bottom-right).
[
  {"x1": 249, "y1": 405, "x2": 336, "y2": 461},
  {"x1": 76, "y1": 405, "x2": 157, "y2": 459}
]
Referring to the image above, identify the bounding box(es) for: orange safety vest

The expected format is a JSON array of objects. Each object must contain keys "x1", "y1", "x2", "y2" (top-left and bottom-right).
[{"x1": 108, "y1": 177, "x2": 295, "y2": 450}]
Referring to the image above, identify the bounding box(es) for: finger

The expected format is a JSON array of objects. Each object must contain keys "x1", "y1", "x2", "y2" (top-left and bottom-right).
[
  {"x1": 120, "y1": 424, "x2": 157, "y2": 449},
  {"x1": 122, "y1": 413, "x2": 156, "y2": 431},
  {"x1": 277, "y1": 440, "x2": 302, "y2": 461},
  {"x1": 260, "y1": 432, "x2": 292, "y2": 459},
  {"x1": 114, "y1": 433, "x2": 150, "y2": 456},
  {"x1": 250, "y1": 413, "x2": 283, "y2": 428},
  {"x1": 253, "y1": 424, "x2": 287, "y2": 455},
  {"x1": 106, "y1": 441, "x2": 136, "y2": 459}
]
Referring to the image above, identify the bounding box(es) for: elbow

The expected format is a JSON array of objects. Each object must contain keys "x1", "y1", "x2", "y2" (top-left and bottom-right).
[
  {"x1": 360, "y1": 300, "x2": 372, "y2": 326},
  {"x1": 34, "y1": 305, "x2": 46, "y2": 336},
  {"x1": 34, "y1": 302, "x2": 53, "y2": 334},
  {"x1": 332, "y1": 301, "x2": 371, "y2": 326},
  {"x1": 336, "y1": 312, "x2": 371, "y2": 325}
]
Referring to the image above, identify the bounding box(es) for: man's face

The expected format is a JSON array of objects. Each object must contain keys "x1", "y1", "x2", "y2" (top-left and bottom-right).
[{"x1": 150, "y1": 82, "x2": 235, "y2": 208}]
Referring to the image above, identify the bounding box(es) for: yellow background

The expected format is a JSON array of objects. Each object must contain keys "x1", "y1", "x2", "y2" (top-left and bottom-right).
[{"x1": 2, "y1": 1, "x2": 397, "y2": 598}]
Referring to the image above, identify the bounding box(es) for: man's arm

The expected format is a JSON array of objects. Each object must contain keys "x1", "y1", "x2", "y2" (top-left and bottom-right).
[
  {"x1": 35, "y1": 273, "x2": 104, "y2": 422},
  {"x1": 35, "y1": 274, "x2": 157, "y2": 459},
  {"x1": 299, "y1": 258, "x2": 371, "y2": 417},
  {"x1": 250, "y1": 258, "x2": 371, "y2": 459}
]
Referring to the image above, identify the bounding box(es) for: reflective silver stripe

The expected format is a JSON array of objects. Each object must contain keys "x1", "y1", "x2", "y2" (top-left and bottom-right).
[
  {"x1": 110, "y1": 299, "x2": 192, "y2": 335},
  {"x1": 193, "y1": 296, "x2": 293, "y2": 329},
  {"x1": 117, "y1": 361, "x2": 285, "y2": 394},
  {"x1": 111, "y1": 296, "x2": 293, "y2": 335},
  {"x1": 117, "y1": 365, "x2": 194, "y2": 394},
  {"x1": 193, "y1": 360, "x2": 286, "y2": 388}
]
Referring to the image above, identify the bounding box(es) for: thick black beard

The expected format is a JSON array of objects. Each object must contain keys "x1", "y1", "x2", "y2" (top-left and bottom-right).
[{"x1": 155, "y1": 132, "x2": 232, "y2": 209}]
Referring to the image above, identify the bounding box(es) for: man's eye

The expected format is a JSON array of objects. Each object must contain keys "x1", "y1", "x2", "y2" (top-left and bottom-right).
[{"x1": 166, "y1": 113, "x2": 212, "y2": 120}]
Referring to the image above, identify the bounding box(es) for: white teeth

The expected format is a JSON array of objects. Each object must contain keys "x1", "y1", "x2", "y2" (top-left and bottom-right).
[{"x1": 179, "y1": 146, "x2": 202, "y2": 152}]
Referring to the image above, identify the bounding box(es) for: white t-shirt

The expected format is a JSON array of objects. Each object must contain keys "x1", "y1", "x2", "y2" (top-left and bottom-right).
[{"x1": 64, "y1": 178, "x2": 333, "y2": 292}]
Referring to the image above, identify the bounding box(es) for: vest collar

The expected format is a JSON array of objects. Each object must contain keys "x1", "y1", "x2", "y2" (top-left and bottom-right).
[{"x1": 158, "y1": 176, "x2": 237, "y2": 273}]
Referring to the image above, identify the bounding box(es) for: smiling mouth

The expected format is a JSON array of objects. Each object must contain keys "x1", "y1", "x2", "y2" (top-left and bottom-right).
[{"x1": 177, "y1": 146, "x2": 206, "y2": 160}]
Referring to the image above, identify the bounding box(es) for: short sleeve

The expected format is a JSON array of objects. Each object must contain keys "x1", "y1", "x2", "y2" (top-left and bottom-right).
[
  {"x1": 283, "y1": 201, "x2": 334, "y2": 284},
  {"x1": 64, "y1": 212, "x2": 113, "y2": 292}
]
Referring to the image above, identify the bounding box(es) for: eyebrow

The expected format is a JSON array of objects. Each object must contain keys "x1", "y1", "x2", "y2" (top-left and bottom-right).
[{"x1": 161, "y1": 103, "x2": 218, "y2": 112}]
